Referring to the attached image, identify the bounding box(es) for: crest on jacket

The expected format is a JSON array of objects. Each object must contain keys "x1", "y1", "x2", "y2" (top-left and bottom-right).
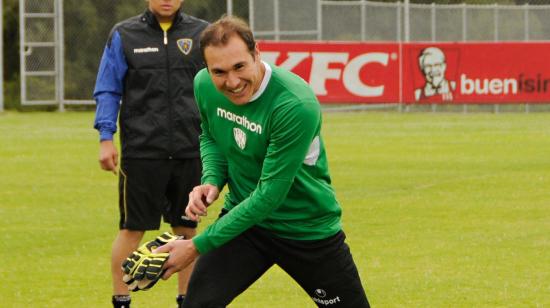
[
  {"x1": 177, "y1": 38, "x2": 193, "y2": 55},
  {"x1": 233, "y1": 128, "x2": 247, "y2": 150}
]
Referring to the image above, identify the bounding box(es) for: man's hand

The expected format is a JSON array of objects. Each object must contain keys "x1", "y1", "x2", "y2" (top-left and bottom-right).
[
  {"x1": 137, "y1": 232, "x2": 182, "y2": 254},
  {"x1": 153, "y1": 239, "x2": 199, "y2": 280},
  {"x1": 99, "y1": 140, "x2": 118, "y2": 175},
  {"x1": 185, "y1": 184, "x2": 220, "y2": 221}
]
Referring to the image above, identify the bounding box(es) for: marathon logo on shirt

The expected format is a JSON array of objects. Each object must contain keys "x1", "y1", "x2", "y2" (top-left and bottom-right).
[
  {"x1": 133, "y1": 47, "x2": 159, "y2": 54},
  {"x1": 217, "y1": 108, "x2": 263, "y2": 135}
]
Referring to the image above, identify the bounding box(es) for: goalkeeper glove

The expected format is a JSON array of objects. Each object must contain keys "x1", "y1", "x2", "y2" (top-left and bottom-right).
[
  {"x1": 137, "y1": 232, "x2": 181, "y2": 254},
  {"x1": 122, "y1": 251, "x2": 170, "y2": 291},
  {"x1": 121, "y1": 232, "x2": 181, "y2": 291}
]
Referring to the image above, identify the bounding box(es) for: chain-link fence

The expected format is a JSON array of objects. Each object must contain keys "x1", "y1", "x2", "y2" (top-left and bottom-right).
[
  {"x1": 18, "y1": 0, "x2": 550, "y2": 109},
  {"x1": 251, "y1": 0, "x2": 550, "y2": 42}
]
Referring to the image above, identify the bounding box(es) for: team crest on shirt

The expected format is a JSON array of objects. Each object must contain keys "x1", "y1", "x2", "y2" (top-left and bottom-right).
[
  {"x1": 177, "y1": 38, "x2": 193, "y2": 55},
  {"x1": 233, "y1": 127, "x2": 247, "y2": 150}
]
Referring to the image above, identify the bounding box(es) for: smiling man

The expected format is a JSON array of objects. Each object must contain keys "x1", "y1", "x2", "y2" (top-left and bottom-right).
[{"x1": 151, "y1": 16, "x2": 371, "y2": 307}]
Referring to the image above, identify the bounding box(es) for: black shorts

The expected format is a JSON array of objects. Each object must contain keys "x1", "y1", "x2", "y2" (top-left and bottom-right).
[
  {"x1": 118, "y1": 158, "x2": 201, "y2": 230},
  {"x1": 183, "y1": 213, "x2": 370, "y2": 307}
]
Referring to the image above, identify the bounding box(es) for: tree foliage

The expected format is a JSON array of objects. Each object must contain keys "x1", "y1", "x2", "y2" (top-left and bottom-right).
[{"x1": 4, "y1": 0, "x2": 18, "y2": 80}]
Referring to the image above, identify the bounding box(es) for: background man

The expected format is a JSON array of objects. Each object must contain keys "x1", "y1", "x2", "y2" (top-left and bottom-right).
[
  {"x1": 415, "y1": 46, "x2": 456, "y2": 102},
  {"x1": 92, "y1": 0, "x2": 208, "y2": 307},
  {"x1": 155, "y1": 16, "x2": 370, "y2": 307}
]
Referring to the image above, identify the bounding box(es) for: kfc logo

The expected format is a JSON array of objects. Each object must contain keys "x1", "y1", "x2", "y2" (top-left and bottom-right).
[
  {"x1": 259, "y1": 41, "x2": 400, "y2": 103},
  {"x1": 262, "y1": 51, "x2": 392, "y2": 97},
  {"x1": 414, "y1": 47, "x2": 456, "y2": 102}
]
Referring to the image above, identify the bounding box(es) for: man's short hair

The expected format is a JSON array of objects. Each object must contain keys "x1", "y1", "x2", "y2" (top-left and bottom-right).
[{"x1": 199, "y1": 15, "x2": 256, "y2": 63}]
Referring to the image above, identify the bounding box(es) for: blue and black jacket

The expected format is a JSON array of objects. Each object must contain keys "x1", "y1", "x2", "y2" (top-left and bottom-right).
[{"x1": 93, "y1": 9, "x2": 208, "y2": 159}]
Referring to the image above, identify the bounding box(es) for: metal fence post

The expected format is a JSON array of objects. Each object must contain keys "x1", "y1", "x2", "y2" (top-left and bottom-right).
[
  {"x1": 494, "y1": 3, "x2": 499, "y2": 42},
  {"x1": 19, "y1": 0, "x2": 25, "y2": 106},
  {"x1": 398, "y1": 1, "x2": 406, "y2": 112},
  {"x1": 403, "y1": 0, "x2": 411, "y2": 112},
  {"x1": 317, "y1": 0, "x2": 322, "y2": 40},
  {"x1": 404, "y1": 0, "x2": 410, "y2": 42},
  {"x1": 462, "y1": 3, "x2": 468, "y2": 113},
  {"x1": 249, "y1": 0, "x2": 255, "y2": 32},
  {"x1": 524, "y1": 3, "x2": 529, "y2": 41},
  {"x1": 56, "y1": 0, "x2": 65, "y2": 111},
  {"x1": 227, "y1": 0, "x2": 233, "y2": 16},
  {"x1": 524, "y1": 4, "x2": 529, "y2": 113},
  {"x1": 361, "y1": 0, "x2": 366, "y2": 41},
  {"x1": 462, "y1": 3, "x2": 467, "y2": 41},
  {"x1": 431, "y1": 3, "x2": 436, "y2": 42},
  {"x1": 274, "y1": 0, "x2": 280, "y2": 41},
  {"x1": 397, "y1": 2, "x2": 402, "y2": 42},
  {"x1": 0, "y1": 0, "x2": 4, "y2": 112},
  {"x1": 431, "y1": 3, "x2": 437, "y2": 112},
  {"x1": 493, "y1": 2, "x2": 500, "y2": 115}
]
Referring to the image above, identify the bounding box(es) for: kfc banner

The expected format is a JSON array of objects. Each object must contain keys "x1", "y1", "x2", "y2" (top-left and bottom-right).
[
  {"x1": 404, "y1": 42, "x2": 550, "y2": 104},
  {"x1": 259, "y1": 41, "x2": 400, "y2": 103},
  {"x1": 259, "y1": 41, "x2": 550, "y2": 104}
]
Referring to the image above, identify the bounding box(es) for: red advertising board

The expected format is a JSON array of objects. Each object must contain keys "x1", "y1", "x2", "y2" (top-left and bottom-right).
[
  {"x1": 404, "y1": 42, "x2": 550, "y2": 104},
  {"x1": 259, "y1": 41, "x2": 400, "y2": 103},
  {"x1": 259, "y1": 41, "x2": 550, "y2": 104}
]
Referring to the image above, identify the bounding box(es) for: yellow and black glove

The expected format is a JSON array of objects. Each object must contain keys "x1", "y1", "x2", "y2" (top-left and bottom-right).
[
  {"x1": 121, "y1": 232, "x2": 181, "y2": 292},
  {"x1": 138, "y1": 232, "x2": 181, "y2": 254},
  {"x1": 122, "y1": 251, "x2": 170, "y2": 291}
]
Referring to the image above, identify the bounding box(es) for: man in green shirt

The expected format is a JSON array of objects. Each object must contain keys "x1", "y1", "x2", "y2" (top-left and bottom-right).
[{"x1": 156, "y1": 16, "x2": 370, "y2": 307}]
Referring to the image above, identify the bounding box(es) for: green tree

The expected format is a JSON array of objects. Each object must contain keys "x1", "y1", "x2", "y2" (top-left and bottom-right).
[{"x1": 3, "y1": 0, "x2": 20, "y2": 108}]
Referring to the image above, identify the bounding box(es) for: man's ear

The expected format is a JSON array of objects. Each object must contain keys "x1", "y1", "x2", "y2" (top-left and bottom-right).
[{"x1": 253, "y1": 43, "x2": 261, "y2": 62}]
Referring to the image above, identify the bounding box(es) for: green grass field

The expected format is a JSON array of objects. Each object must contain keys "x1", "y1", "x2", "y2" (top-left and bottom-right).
[{"x1": 1, "y1": 111, "x2": 549, "y2": 307}]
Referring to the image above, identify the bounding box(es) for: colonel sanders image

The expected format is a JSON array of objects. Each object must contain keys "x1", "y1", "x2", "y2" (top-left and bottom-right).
[{"x1": 414, "y1": 47, "x2": 456, "y2": 102}]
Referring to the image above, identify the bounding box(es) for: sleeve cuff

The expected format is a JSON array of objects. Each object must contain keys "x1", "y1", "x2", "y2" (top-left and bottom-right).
[
  {"x1": 99, "y1": 131, "x2": 114, "y2": 141},
  {"x1": 201, "y1": 175, "x2": 226, "y2": 190},
  {"x1": 192, "y1": 234, "x2": 216, "y2": 254}
]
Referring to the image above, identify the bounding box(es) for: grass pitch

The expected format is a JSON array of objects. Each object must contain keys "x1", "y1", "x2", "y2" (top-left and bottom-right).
[{"x1": 0, "y1": 111, "x2": 549, "y2": 307}]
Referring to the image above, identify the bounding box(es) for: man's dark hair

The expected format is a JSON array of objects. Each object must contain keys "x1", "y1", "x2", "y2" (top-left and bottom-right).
[{"x1": 199, "y1": 15, "x2": 256, "y2": 64}]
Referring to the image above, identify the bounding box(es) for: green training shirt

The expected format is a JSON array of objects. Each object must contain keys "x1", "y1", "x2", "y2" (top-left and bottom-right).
[{"x1": 192, "y1": 62, "x2": 342, "y2": 254}]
